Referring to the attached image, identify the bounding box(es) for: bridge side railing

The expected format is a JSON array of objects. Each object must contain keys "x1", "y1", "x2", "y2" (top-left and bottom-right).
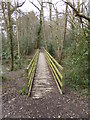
[
  {"x1": 25, "y1": 49, "x2": 39, "y2": 97},
  {"x1": 44, "y1": 49, "x2": 63, "y2": 94}
]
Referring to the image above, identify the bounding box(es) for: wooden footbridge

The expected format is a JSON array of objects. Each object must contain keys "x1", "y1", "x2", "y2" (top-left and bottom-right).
[{"x1": 25, "y1": 48, "x2": 63, "y2": 98}]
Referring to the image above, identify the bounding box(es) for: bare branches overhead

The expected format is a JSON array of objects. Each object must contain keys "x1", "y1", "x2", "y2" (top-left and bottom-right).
[
  {"x1": 1, "y1": 0, "x2": 26, "y2": 16},
  {"x1": 29, "y1": 0, "x2": 40, "y2": 11},
  {"x1": 11, "y1": 0, "x2": 26, "y2": 14},
  {"x1": 62, "y1": 0, "x2": 90, "y2": 22}
]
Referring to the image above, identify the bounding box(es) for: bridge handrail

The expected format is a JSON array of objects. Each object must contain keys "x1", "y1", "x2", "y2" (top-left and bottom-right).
[
  {"x1": 25, "y1": 49, "x2": 39, "y2": 97},
  {"x1": 44, "y1": 49, "x2": 63, "y2": 94},
  {"x1": 44, "y1": 49, "x2": 63, "y2": 71}
]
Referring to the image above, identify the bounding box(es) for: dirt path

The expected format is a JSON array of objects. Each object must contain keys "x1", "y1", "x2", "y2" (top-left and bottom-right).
[{"x1": 2, "y1": 52, "x2": 89, "y2": 118}]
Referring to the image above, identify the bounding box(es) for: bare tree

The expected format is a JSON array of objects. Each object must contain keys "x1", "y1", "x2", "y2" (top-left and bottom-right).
[
  {"x1": 49, "y1": 0, "x2": 54, "y2": 43},
  {"x1": 60, "y1": 2, "x2": 68, "y2": 61},
  {"x1": 29, "y1": 0, "x2": 47, "y2": 49},
  {"x1": 1, "y1": 0, "x2": 26, "y2": 70},
  {"x1": 7, "y1": 1, "x2": 14, "y2": 71},
  {"x1": 41, "y1": 0, "x2": 47, "y2": 49},
  {"x1": 62, "y1": 0, "x2": 90, "y2": 22},
  {"x1": 55, "y1": 7, "x2": 60, "y2": 59},
  {"x1": 14, "y1": 0, "x2": 20, "y2": 60},
  {"x1": 87, "y1": 1, "x2": 90, "y2": 39}
]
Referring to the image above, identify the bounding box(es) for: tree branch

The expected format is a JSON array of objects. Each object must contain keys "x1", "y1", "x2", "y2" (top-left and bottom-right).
[
  {"x1": 11, "y1": 0, "x2": 26, "y2": 14},
  {"x1": 62, "y1": 0, "x2": 90, "y2": 22},
  {"x1": 43, "y1": 1, "x2": 56, "y2": 10},
  {"x1": 29, "y1": 0, "x2": 40, "y2": 12}
]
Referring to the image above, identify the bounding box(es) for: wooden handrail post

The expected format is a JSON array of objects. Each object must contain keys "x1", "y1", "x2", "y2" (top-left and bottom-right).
[{"x1": 25, "y1": 68, "x2": 28, "y2": 91}]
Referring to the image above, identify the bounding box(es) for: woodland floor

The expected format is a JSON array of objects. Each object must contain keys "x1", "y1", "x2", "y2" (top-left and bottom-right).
[{"x1": 1, "y1": 52, "x2": 89, "y2": 119}]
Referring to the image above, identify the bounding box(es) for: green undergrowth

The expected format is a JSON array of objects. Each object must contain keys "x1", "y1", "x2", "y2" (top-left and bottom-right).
[
  {"x1": 19, "y1": 87, "x2": 26, "y2": 95},
  {"x1": 2, "y1": 74, "x2": 7, "y2": 82},
  {"x1": 2, "y1": 53, "x2": 33, "y2": 72},
  {"x1": 47, "y1": 42, "x2": 55, "y2": 57},
  {"x1": 13, "y1": 56, "x2": 31, "y2": 71},
  {"x1": 2, "y1": 56, "x2": 33, "y2": 83},
  {"x1": 62, "y1": 28, "x2": 89, "y2": 98}
]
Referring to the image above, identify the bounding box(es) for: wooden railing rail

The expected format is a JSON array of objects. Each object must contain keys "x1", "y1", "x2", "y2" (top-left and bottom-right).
[
  {"x1": 25, "y1": 49, "x2": 39, "y2": 97},
  {"x1": 44, "y1": 49, "x2": 63, "y2": 94}
]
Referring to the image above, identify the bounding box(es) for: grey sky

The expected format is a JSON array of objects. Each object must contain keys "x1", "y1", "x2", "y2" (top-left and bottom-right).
[{"x1": 20, "y1": 0, "x2": 65, "y2": 19}]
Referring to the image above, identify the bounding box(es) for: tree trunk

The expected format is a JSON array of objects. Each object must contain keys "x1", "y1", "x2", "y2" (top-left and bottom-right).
[
  {"x1": 77, "y1": 0, "x2": 80, "y2": 13},
  {"x1": 60, "y1": 3, "x2": 68, "y2": 61},
  {"x1": 49, "y1": 0, "x2": 53, "y2": 43},
  {"x1": 88, "y1": 2, "x2": 90, "y2": 40},
  {"x1": 15, "y1": 0, "x2": 20, "y2": 59},
  {"x1": 17, "y1": 22, "x2": 20, "y2": 58},
  {"x1": 71, "y1": 0, "x2": 75, "y2": 29},
  {"x1": 1, "y1": 2, "x2": 9, "y2": 44},
  {"x1": 36, "y1": 0, "x2": 44, "y2": 49},
  {"x1": 41, "y1": 0, "x2": 47, "y2": 49},
  {"x1": 49, "y1": 0, "x2": 52, "y2": 21},
  {"x1": 55, "y1": 8, "x2": 60, "y2": 59},
  {"x1": 77, "y1": 0, "x2": 81, "y2": 28},
  {"x1": 36, "y1": 11, "x2": 42, "y2": 49},
  {"x1": 81, "y1": 0, "x2": 84, "y2": 13},
  {"x1": 7, "y1": 2, "x2": 14, "y2": 71}
]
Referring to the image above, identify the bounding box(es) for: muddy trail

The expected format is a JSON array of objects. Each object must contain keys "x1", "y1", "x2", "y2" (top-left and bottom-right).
[{"x1": 2, "y1": 52, "x2": 89, "y2": 118}]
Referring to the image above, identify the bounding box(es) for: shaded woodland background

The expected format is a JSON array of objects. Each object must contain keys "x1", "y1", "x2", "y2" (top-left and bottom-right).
[{"x1": 0, "y1": 0, "x2": 89, "y2": 96}]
